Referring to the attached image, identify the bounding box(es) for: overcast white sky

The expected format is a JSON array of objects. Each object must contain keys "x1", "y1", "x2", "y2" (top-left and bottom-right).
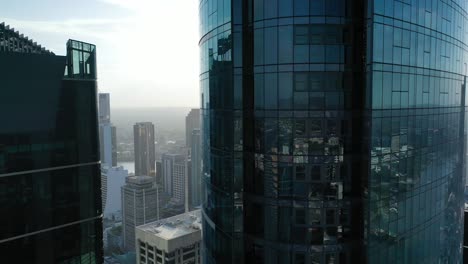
[{"x1": 1, "y1": 0, "x2": 200, "y2": 108}]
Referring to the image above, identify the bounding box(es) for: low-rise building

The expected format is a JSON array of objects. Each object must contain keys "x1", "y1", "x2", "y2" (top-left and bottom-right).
[{"x1": 135, "y1": 210, "x2": 202, "y2": 264}]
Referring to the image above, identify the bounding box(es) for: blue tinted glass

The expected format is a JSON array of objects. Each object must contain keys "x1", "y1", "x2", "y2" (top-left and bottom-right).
[
  {"x1": 310, "y1": 0, "x2": 325, "y2": 16},
  {"x1": 294, "y1": 45, "x2": 309, "y2": 63},
  {"x1": 374, "y1": 0, "x2": 384, "y2": 14},
  {"x1": 294, "y1": 0, "x2": 309, "y2": 16},
  {"x1": 265, "y1": 0, "x2": 278, "y2": 19},
  {"x1": 254, "y1": 29, "x2": 264, "y2": 65},
  {"x1": 372, "y1": 72, "x2": 383, "y2": 108},
  {"x1": 279, "y1": 26, "x2": 293, "y2": 63},
  {"x1": 310, "y1": 45, "x2": 325, "y2": 63},
  {"x1": 373, "y1": 23, "x2": 384, "y2": 62},
  {"x1": 279, "y1": 0, "x2": 293, "y2": 17},
  {"x1": 255, "y1": 74, "x2": 264, "y2": 109},
  {"x1": 264, "y1": 27, "x2": 278, "y2": 64},
  {"x1": 265, "y1": 73, "x2": 278, "y2": 109},
  {"x1": 254, "y1": 0, "x2": 264, "y2": 20},
  {"x1": 279, "y1": 72, "x2": 293, "y2": 109},
  {"x1": 383, "y1": 25, "x2": 393, "y2": 63}
]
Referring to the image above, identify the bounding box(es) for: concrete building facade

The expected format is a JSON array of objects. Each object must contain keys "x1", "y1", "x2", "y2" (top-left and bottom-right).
[
  {"x1": 135, "y1": 210, "x2": 202, "y2": 264},
  {"x1": 122, "y1": 176, "x2": 159, "y2": 251}
]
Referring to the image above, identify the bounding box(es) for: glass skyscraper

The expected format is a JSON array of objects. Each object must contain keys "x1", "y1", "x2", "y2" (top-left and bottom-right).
[
  {"x1": 199, "y1": 1, "x2": 468, "y2": 263},
  {"x1": 134, "y1": 122, "x2": 156, "y2": 177},
  {"x1": 0, "y1": 23, "x2": 102, "y2": 262}
]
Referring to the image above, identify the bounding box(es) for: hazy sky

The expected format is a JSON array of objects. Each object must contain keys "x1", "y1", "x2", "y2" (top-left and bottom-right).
[{"x1": 1, "y1": 0, "x2": 200, "y2": 108}]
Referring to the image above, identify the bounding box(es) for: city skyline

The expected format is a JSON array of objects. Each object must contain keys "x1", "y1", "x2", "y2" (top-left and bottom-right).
[
  {"x1": 0, "y1": 0, "x2": 199, "y2": 108},
  {"x1": 2, "y1": 0, "x2": 468, "y2": 263}
]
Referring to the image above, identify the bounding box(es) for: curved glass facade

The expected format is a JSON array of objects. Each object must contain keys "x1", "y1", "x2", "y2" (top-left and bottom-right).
[
  {"x1": 367, "y1": 0, "x2": 467, "y2": 263},
  {"x1": 200, "y1": 0, "x2": 467, "y2": 263}
]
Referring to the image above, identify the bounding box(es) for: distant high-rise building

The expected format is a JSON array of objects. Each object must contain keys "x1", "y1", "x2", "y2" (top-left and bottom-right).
[
  {"x1": 99, "y1": 93, "x2": 111, "y2": 124},
  {"x1": 161, "y1": 153, "x2": 186, "y2": 199},
  {"x1": 190, "y1": 129, "x2": 202, "y2": 208},
  {"x1": 111, "y1": 125, "x2": 117, "y2": 166},
  {"x1": 173, "y1": 161, "x2": 187, "y2": 206},
  {"x1": 156, "y1": 160, "x2": 162, "y2": 182},
  {"x1": 121, "y1": 176, "x2": 159, "y2": 251},
  {"x1": 100, "y1": 124, "x2": 115, "y2": 166},
  {"x1": 200, "y1": 1, "x2": 467, "y2": 263},
  {"x1": 0, "y1": 23, "x2": 102, "y2": 262},
  {"x1": 185, "y1": 109, "x2": 200, "y2": 148},
  {"x1": 102, "y1": 165, "x2": 129, "y2": 218},
  {"x1": 134, "y1": 122, "x2": 156, "y2": 176},
  {"x1": 135, "y1": 210, "x2": 202, "y2": 264},
  {"x1": 98, "y1": 93, "x2": 117, "y2": 167}
]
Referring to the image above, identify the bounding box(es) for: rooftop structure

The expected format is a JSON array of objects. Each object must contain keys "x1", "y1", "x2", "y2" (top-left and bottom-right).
[
  {"x1": 0, "y1": 22, "x2": 54, "y2": 54},
  {"x1": 136, "y1": 210, "x2": 202, "y2": 264}
]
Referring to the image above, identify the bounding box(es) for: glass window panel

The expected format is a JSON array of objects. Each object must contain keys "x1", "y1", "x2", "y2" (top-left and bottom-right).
[
  {"x1": 265, "y1": 0, "x2": 278, "y2": 19},
  {"x1": 279, "y1": 26, "x2": 293, "y2": 63},
  {"x1": 279, "y1": 72, "x2": 293, "y2": 109},
  {"x1": 279, "y1": 0, "x2": 293, "y2": 17},
  {"x1": 309, "y1": 92, "x2": 324, "y2": 109},
  {"x1": 310, "y1": 45, "x2": 325, "y2": 63},
  {"x1": 224, "y1": 0, "x2": 231, "y2": 22},
  {"x1": 294, "y1": 45, "x2": 309, "y2": 63},
  {"x1": 326, "y1": 92, "x2": 340, "y2": 108},
  {"x1": 310, "y1": 120, "x2": 322, "y2": 136},
  {"x1": 374, "y1": 0, "x2": 384, "y2": 14},
  {"x1": 294, "y1": 25, "x2": 309, "y2": 45},
  {"x1": 294, "y1": 0, "x2": 309, "y2": 16},
  {"x1": 383, "y1": 72, "x2": 392, "y2": 108},
  {"x1": 254, "y1": 0, "x2": 264, "y2": 21},
  {"x1": 310, "y1": 72, "x2": 324, "y2": 91},
  {"x1": 255, "y1": 74, "x2": 265, "y2": 109},
  {"x1": 326, "y1": 0, "x2": 343, "y2": 16},
  {"x1": 310, "y1": 166, "x2": 320, "y2": 182},
  {"x1": 294, "y1": 73, "x2": 309, "y2": 91},
  {"x1": 310, "y1": 0, "x2": 325, "y2": 16},
  {"x1": 265, "y1": 73, "x2": 278, "y2": 109},
  {"x1": 383, "y1": 25, "x2": 393, "y2": 63},
  {"x1": 295, "y1": 165, "x2": 306, "y2": 180},
  {"x1": 374, "y1": 23, "x2": 384, "y2": 62},
  {"x1": 326, "y1": 45, "x2": 341, "y2": 63},
  {"x1": 264, "y1": 27, "x2": 278, "y2": 64},
  {"x1": 254, "y1": 28, "x2": 264, "y2": 65},
  {"x1": 294, "y1": 92, "x2": 309, "y2": 109},
  {"x1": 372, "y1": 72, "x2": 383, "y2": 109}
]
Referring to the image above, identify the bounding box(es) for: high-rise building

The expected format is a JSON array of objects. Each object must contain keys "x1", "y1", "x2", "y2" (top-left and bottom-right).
[
  {"x1": 134, "y1": 122, "x2": 156, "y2": 176},
  {"x1": 111, "y1": 125, "x2": 117, "y2": 166},
  {"x1": 121, "y1": 175, "x2": 159, "y2": 251},
  {"x1": 102, "y1": 165, "x2": 129, "y2": 218},
  {"x1": 200, "y1": 1, "x2": 467, "y2": 263},
  {"x1": 174, "y1": 162, "x2": 187, "y2": 206},
  {"x1": 190, "y1": 129, "x2": 202, "y2": 208},
  {"x1": 0, "y1": 23, "x2": 102, "y2": 262},
  {"x1": 185, "y1": 109, "x2": 201, "y2": 148},
  {"x1": 99, "y1": 93, "x2": 111, "y2": 124},
  {"x1": 99, "y1": 93, "x2": 118, "y2": 167},
  {"x1": 135, "y1": 210, "x2": 202, "y2": 264},
  {"x1": 156, "y1": 160, "x2": 163, "y2": 182},
  {"x1": 162, "y1": 153, "x2": 187, "y2": 202}
]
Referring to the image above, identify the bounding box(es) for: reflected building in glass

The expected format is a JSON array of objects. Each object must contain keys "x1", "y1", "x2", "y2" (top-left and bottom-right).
[
  {"x1": 199, "y1": 1, "x2": 468, "y2": 263},
  {"x1": 0, "y1": 23, "x2": 102, "y2": 262}
]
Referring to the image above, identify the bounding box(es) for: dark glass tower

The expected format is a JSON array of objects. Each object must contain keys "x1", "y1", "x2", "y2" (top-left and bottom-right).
[
  {"x1": 0, "y1": 23, "x2": 102, "y2": 262},
  {"x1": 134, "y1": 122, "x2": 156, "y2": 176},
  {"x1": 200, "y1": 1, "x2": 467, "y2": 263}
]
